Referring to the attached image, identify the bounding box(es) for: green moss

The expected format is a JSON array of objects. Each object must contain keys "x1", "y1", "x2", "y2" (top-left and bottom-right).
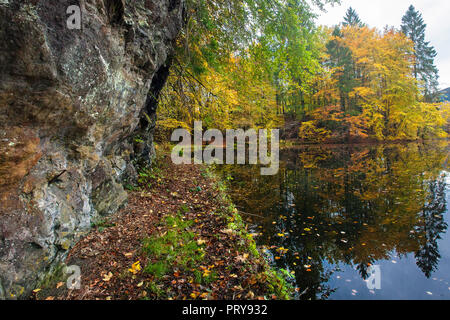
[
  {"x1": 203, "y1": 165, "x2": 293, "y2": 300},
  {"x1": 147, "y1": 282, "x2": 166, "y2": 298},
  {"x1": 30, "y1": 262, "x2": 70, "y2": 300},
  {"x1": 193, "y1": 269, "x2": 217, "y2": 285},
  {"x1": 91, "y1": 218, "x2": 116, "y2": 230},
  {"x1": 142, "y1": 214, "x2": 205, "y2": 279},
  {"x1": 145, "y1": 261, "x2": 168, "y2": 278}
]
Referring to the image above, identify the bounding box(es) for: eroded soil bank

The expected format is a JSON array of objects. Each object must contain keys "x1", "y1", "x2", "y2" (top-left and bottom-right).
[{"x1": 33, "y1": 146, "x2": 290, "y2": 300}]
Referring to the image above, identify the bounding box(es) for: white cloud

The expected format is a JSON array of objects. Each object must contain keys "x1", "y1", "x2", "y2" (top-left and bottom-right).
[{"x1": 315, "y1": 0, "x2": 450, "y2": 90}]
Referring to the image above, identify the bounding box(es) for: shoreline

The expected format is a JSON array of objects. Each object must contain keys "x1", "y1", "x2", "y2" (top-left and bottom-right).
[{"x1": 281, "y1": 137, "x2": 450, "y2": 149}]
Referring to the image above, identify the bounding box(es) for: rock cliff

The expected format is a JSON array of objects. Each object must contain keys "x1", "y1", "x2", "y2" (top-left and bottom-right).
[{"x1": 0, "y1": 0, "x2": 184, "y2": 299}]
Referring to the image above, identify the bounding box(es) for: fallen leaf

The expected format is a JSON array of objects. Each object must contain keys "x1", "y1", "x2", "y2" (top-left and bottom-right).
[
  {"x1": 221, "y1": 229, "x2": 234, "y2": 235},
  {"x1": 236, "y1": 253, "x2": 249, "y2": 263},
  {"x1": 103, "y1": 272, "x2": 113, "y2": 282},
  {"x1": 128, "y1": 261, "x2": 141, "y2": 275}
]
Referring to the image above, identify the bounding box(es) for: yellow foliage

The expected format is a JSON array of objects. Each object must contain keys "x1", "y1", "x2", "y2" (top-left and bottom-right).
[
  {"x1": 128, "y1": 261, "x2": 141, "y2": 275},
  {"x1": 158, "y1": 52, "x2": 282, "y2": 132},
  {"x1": 155, "y1": 119, "x2": 191, "y2": 142},
  {"x1": 298, "y1": 121, "x2": 331, "y2": 143}
]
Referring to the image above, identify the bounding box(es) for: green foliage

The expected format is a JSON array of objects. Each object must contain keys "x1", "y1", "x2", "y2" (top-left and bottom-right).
[
  {"x1": 309, "y1": 24, "x2": 447, "y2": 141},
  {"x1": 145, "y1": 261, "x2": 168, "y2": 279},
  {"x1": 158, "y1": 1, "x2": 446, "y2": 142},
  {"x1": 179, "y1": 204, "x2": 190, "y2": 213},
  {"x1": 205, "y1": 165, "x2": 293, "y2": 298},
  {"x1": 264, "y1": 269, "x2": 294, "y2": 300},
  {"x1": 91, "y1": 218, "x2": 116, "y2": 231},
  {"x1": 146, "y1": 282, "x2": 166, "y2": 298},
  {"x1": 138, "y1": 165, "x2": 164, "y2": 188},
  {"x1": 143, "y1": 214, "x2": 204, "y2": 278},
  {"x1": 401, "y1": 5, "x2": 440, "y2": 102},
  {"x1": 342, "y1": 7, "x2": 364, "y2": 27},
  {"x1": 298, "y1": 121, "x2": 331, "y2": 143},
  {"x1": 154, "y1": 118, "x2": 191, "y2": 143},
  {"x1": 158, "y1": 0, "x2": 340, "y2": 132},
  {"x1": 193, "y1": 269, "x2": 217, "y2": 285}
]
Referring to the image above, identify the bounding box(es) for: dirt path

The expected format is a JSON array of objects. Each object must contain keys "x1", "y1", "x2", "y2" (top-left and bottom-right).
[{"x1": 34, "y1": 151, "x2": 289, "y2": 300}]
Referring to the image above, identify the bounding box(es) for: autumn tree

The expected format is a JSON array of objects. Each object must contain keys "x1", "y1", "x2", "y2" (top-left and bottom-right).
[
  {"x1": 324, "y1": 8, "x2": 365, "y2": 114},
  {"x1": 157, "y1": 0, "x2": 447, "y2": 143},
  {"x1": 157, "y1": 0, "x2": 339, "y2": 132}
]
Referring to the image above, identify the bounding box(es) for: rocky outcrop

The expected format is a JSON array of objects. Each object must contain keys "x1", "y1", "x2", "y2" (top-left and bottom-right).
[{"x1": 0, "y1": 0, "x2": 184, "y2": 299}]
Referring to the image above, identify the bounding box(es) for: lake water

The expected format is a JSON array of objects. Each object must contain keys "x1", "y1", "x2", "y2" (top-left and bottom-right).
[{"x1": 217, "y1": 141, "x2": 450, "y2": 300}]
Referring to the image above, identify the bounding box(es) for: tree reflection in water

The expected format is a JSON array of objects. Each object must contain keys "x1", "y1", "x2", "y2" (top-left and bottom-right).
[{"x1": 216, "y1": 141, "x2": 449, "y2": 300}]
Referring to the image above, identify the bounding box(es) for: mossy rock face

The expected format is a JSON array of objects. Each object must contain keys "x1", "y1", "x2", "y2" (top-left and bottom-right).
[{"x1": 0, "y1": 0, "x2": 185, "y2": 299}]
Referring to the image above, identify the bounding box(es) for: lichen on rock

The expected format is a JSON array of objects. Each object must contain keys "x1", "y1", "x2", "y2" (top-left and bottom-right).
[{"x1": 0, "y1": 0, "x2": 184, "y2": 299}]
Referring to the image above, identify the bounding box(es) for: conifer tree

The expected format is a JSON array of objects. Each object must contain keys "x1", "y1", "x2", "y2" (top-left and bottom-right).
[
  {"x1": 401, "y1": 5, "x2": 439, "y2": 102},
  {"x1": 343, "y1": 7, "x2": 364, "y2": 27},
  {"x1": 326, "y1": 27, "x2": 356, "y2": 112},
  {"x1": 326, "y1": 8, "x2": 364, "y2": 113}
]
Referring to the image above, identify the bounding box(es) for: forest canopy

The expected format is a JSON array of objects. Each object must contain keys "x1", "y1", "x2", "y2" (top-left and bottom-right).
[{"x1": 156, "y1": 1, "x2": 450, "y2": 143}]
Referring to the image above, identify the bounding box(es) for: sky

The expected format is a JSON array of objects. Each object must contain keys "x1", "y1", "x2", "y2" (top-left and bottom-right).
[{"x1": 315, "y1": 0, "x2": 450, "y2": 90}]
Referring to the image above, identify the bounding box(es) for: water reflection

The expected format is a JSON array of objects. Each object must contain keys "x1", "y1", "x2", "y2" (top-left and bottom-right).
[{"x1": 217, "y1": 141, "x2": 450, "y2": 299}]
